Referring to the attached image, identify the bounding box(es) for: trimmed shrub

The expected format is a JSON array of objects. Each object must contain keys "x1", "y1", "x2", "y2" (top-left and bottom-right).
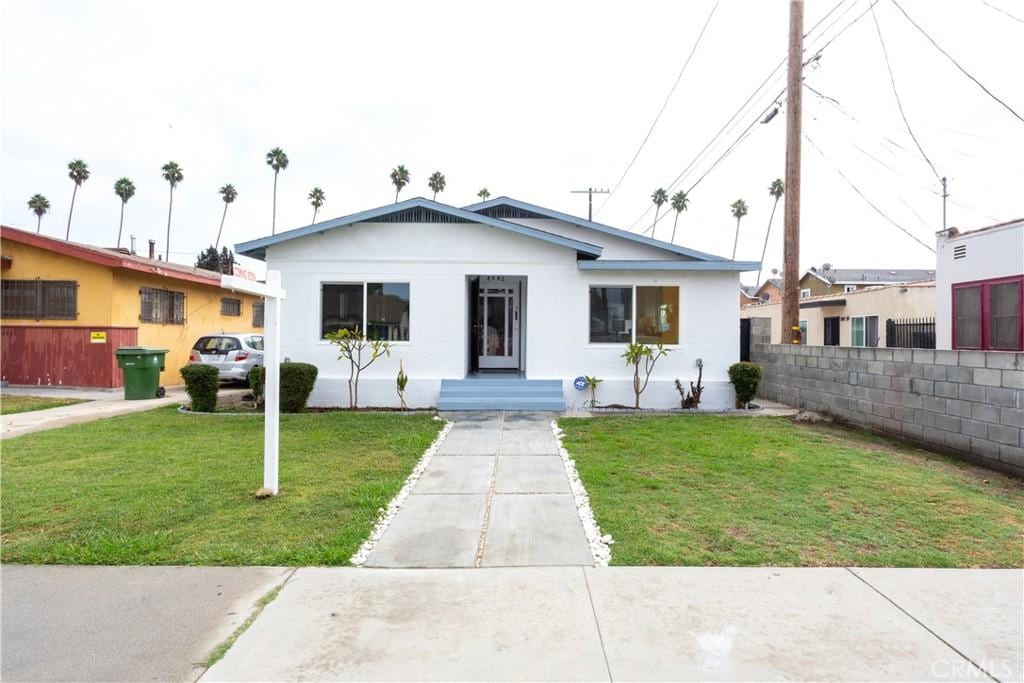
[
  {"x1": 248, "y1": 365, "x2": 265, "y2": 407},
  {"x1": 180, "y1": 364, "x2": 219, "y2": 412},
  {"x1": 281, "y1": 362, "x2": 318, "y2": 413},
  {"x1": 728, "y1": 361, "x2": 762, "y2": 408}
]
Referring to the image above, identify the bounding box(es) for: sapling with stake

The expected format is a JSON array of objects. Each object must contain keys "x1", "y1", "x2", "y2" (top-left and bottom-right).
[
  {"x1": 325, "y1": 327, "x2": 393, "y2": 409},
  {"x1": 622, "y1": 342, "x2": 670, "y2": 409}
]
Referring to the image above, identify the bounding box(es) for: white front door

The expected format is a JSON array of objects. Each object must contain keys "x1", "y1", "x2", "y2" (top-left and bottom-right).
[{"x1": 478, "y1": 277, "x2": 521, "y2": 369}]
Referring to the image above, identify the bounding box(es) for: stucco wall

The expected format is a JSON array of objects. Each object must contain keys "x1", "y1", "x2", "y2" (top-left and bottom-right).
[
  {"x1": 742, "y1": 283, "x2": 935, "y2": 347},
  {"x1": 936, "y1": 223, "x2": 1024, "y2": 350},
  {"x1": 268, "y1": 219, "x2": 740, "y2": 409},
  {"x1": 1, "y1": 240, "x2": 115, "y2": 325}
]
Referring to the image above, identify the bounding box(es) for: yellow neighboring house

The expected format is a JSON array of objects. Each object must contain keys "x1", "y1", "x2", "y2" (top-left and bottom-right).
[{"x1": 1, "y1": 225, "x2": 264, "y2": 387}]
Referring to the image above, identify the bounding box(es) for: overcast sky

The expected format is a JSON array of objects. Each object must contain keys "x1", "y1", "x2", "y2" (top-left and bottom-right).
[{"x1": 3, "y1": 0, "x2": 1022, "y2": 283}]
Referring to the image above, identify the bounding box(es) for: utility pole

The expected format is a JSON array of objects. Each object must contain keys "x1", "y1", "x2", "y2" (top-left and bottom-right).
[
  {"x1": 782, "y1": 0, "x2": 804, "y2": 345},
  {"x1": 571, "y1": 187, "x2": 609, "y2": 221},
  {"x1": 941, "y1": 176, "x2": 948, "y2": 230}
]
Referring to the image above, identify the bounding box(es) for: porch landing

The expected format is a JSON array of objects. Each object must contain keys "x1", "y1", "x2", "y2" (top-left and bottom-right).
[{"x1": 437, "y1": 378, "x2": 565, "y2": 412}]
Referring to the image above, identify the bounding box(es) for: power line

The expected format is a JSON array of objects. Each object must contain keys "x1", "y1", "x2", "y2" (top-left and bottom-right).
[
  {"x1": 628, "y1": 0, "x2": 880, "y2": 232},
  {"x1": 805, "y1": 132, "x2": 935, "y2": 252},
  {"x1": 979, "y1": 0, "x2": 1024, "y2": 23},
  {"x1": 595, "y1": 0, "x2": 720, "y2": 217},
  {"x1": 892, "y1": 0, "x2": 1024, "y2": 124},
  {"x1": 869, "y1": 2, "x2": 941, "y2": 179}
]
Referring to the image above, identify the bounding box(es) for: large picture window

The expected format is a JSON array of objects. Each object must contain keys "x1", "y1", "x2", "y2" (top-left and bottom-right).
[
  {"x1": 589, "y1": 285, "x2": 679, "y2": 345},
  {"x1": 1, "y1": 280, "x2": 77, "y2": 320},
  {"x1": 140, "y1": 287, "x2": 185, "y2": 324},
  {"x1": 954, "y1": 276, "x2": 1023, "y2": 351},
  {"x1": 322, "y1": 282, "x2": 410, "y2": 341}
]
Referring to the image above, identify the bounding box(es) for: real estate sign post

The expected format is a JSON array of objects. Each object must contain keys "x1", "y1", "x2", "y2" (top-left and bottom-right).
[{"x1": 221, "y1": 270, "x2": 287, "y2": 494}]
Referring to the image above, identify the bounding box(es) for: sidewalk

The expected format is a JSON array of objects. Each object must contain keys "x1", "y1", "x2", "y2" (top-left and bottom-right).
[
  {"x1": 363, "y1": 411, "x2": 593, "y2": 568},
  {"x1": 1, "y1": 386, "x2": 248, "y2": 439},
  {"x1": 203, "y1": 566, "x2": 1022, "y2": 682}
]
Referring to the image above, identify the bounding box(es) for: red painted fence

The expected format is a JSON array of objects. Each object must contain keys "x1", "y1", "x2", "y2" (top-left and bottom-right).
[{"x1": 1, "y1": 326, "x2": 138, "y2": 387}]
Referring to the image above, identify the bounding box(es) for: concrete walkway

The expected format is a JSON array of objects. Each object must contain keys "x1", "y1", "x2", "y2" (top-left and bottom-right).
[
  {"x1": 1, "y1": 386, "x2": 248, "y2": 439},
  {"x1": 364, "y1": 412, "x2": 593, "y2": 568},
  {"x1": 203, "y1": 566, "x2": 1023, "y2": 682}
]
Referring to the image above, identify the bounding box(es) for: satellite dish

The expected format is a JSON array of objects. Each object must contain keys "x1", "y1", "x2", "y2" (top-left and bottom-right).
[
  {"x1": 771, "y1": 268, "x2": 778, "y2": 275},
  {"x1": 822, "y1": 262, "x2": 832, "y2": 271}
]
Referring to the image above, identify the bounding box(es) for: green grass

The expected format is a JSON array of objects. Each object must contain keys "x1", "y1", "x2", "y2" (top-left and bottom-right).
[
  {"x1": 1, "y1": 395, "x2": 88, "y2": 414},
  {"x1": 559, "y1": 415, "x2": 1024, "y2": 567},
  {"x1": 1, "y1": 407, "x2": 442, "y2": 565}
]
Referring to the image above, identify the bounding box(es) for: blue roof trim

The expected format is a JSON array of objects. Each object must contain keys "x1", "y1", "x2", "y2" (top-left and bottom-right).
[
  {"x1": 235, "y1": 197, "x2": 604, "y2": 260},
  {"x1": 578, "y1": 260, "x2": 760, "y2": 272},
  {"x1": 463, "y1": 196, "x2": 729, "y2": 262}
]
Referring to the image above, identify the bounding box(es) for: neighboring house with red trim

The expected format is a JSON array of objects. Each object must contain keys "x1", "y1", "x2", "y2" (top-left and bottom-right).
[
  {"x1": 936, "y1": 218, "x2": 1024, "y2": 352},
  {"x1": 1, "y1": 226, "x2": 264, "y2": 387}
]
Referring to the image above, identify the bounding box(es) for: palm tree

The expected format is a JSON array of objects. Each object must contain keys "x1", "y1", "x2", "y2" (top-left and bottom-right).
[
  {"x1": 730, "y1": 198, "x2": 749, "y2": 260},
  {"x1": 28, "y1": 194, "x2": 50, "y2": 233},
  {"x1": 308, "y1": 186, "x2": 326, "y2": 224},
  {"x1": 757, "y1": 179, "x2": 785, "y2": 284},
  {"x1": 65, "y1": 159, "x2": 90, "y2": 239},
  {"x1": 477, "y1": 188, "x2": 491, "y2": 202},
  {"x1": 215, "y1": 184, "x2": 238, "y2": 250},
  {"x1": 428, "y1": 171, "x2": 446, "y2": 201},
  {"x1": 113, "y1": 178, "x2": 136, "y2": 248},
  {"x1": 265, "y1": 147, "x2": 289, "y2": 234},
  {"x1": 390, "y1": 165, "x2": 410, "y2": 203},
  {"x1": 669, "y1": 190, "x2": 689, "y2": 244},
  {"x1": 650, "y1": 188, "x2": 668, "y2": 237},
  {"x1": 161, "y1": 161, "x2": 184, "y2": 260}
]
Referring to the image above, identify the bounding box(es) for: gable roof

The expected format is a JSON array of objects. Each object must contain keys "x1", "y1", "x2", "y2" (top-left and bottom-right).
[
  {"x1": 463, "y1": 196, "x2": 729, "y2": 262},
  {"x1": 235, "y1": 197, "x2": 603, "y2": 260},
  {"x1": 1, "y1": 225, "x2": 224, "y2": 286},
  {"x1": 802, "y1": 268, "x2": 935, "y2": 285}
]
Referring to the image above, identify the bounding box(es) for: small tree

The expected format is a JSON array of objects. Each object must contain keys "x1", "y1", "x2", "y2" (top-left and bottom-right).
[
  {"x1": 622, "y1": 342, "x2": 670, "y2": 409},
  {"x1": 584, "y1": 375, "x2": 602, "y2": 408},
  {"x1": 195, "y1": 246, "x2": 234, "y2": 274},
  {"x1": 396, "y1": 360, "x2": 409, "y2": 410},
  {"x1": 325, "y1": 327, "x2": 392, "y2": 409}
]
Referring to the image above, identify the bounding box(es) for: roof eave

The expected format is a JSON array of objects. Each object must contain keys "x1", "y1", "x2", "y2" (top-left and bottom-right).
[{"x1": 578, "y1": 260, "x2": 759, "y2": 272}]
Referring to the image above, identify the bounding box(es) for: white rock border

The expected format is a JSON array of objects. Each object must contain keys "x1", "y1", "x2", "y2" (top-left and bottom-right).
[
  {"x1": 349, "y1": 416, "x2": 453, "y2": 566},
  {"x1": 551, "y1": 420, "x2": 613, "y2": 566}
]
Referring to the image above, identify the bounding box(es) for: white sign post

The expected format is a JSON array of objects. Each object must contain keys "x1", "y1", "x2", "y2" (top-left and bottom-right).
[{"x1": 221, "y1": 270, "x2": 287, "y2": 494}]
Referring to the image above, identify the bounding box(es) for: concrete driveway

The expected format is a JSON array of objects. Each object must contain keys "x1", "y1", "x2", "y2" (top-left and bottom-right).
[{"x1": 0, "y1": 565, "x2": 290, "y2": 682}]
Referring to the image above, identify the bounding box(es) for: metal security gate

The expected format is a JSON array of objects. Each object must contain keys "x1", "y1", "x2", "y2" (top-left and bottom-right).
[{"x1": 885, "y1": 317, "x2": 936, "y2": 349}]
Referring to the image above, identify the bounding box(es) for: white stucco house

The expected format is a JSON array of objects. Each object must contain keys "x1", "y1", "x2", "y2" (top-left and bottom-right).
[
  {"x1": 236, "y1": 196, "x2": 757, "y2": 410},
  {"x1": 935, "y1": 218, "x2": 1023, "y2": 351}
]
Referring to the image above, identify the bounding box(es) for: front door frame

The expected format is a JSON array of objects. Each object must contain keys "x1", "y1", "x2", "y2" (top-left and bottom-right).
[{"x1": 469, "y1": 275, "x2": 525, "y2": 373}]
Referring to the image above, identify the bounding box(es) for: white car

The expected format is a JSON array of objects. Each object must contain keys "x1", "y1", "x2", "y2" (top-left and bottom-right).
[{"x1": 189, "y1": 334, "x2": 264, "y2": 382}]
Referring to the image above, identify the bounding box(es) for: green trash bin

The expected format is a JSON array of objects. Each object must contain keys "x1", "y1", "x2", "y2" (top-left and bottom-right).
[{"x1": 115, "y1": 347, "x2": 169, "y2": 400}]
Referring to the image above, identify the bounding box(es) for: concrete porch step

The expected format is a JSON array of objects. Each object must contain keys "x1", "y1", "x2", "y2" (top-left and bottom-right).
[{"x1": 438, "y1": 378, "x2": 565, "y2": 412}]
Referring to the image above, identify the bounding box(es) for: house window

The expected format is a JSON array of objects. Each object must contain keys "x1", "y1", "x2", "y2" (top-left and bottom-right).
[
  {"x1": 851, "y1": 315, "x2": 879, "y2": 347},
  {"x1": 799, "y1": 320, "x2": 808, "y2": 345},
  {"x1": 589, "y1": 287, "x2": 632, "y2": 343},
  {"x1": 220, "y1": 297, "x2": 241, "y2": 316},
  {"x1": 954, "y1": 276, "x2": 1023, "y2": 351},
  {"x1": 800, "y1": 288, "x2": 811, "y2": 299},
  {"x1": 321, "y1": 282, "x2": 411, "y2": 341},
  {"x1": 252, "y1": 300, "x2": 265, "y2": 328},
  {"x1": 1, "y1": 280, "x2": 77, "y2": 320},
  {"x1": 824, "y1": 317, "x2": 840, "y2": 346},
  {"x1": 589, "y1": 285, "x2": 679, "y2": 345},
  {"x1": 761, "y1": 293, "x2": 770, "y2": 302},
  {"x1": 844, "y1": 285, "x2": 857, "y2": 293},
  {"x1": 140, "y1": 287, "x2": 185, "y2": 324},
  {"x1": 367, "y1": 283, "x2": 410, "y2": 341}
]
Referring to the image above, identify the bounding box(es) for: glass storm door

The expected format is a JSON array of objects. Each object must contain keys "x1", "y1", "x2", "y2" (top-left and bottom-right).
[{"x1": 478, "y1": 279, "x2": 520, "y2": 369}]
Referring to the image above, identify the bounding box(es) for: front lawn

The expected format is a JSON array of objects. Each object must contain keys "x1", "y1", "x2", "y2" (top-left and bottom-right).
[
  {"x1": 559, "y1": 415, "x2": 1024, "y2": 567},
  {"x1": 1, "y1": 407, "x2": 442, "y2": 565},
  {"x1": 1, "y1": 395, "x2": 88, "y2": 414}
]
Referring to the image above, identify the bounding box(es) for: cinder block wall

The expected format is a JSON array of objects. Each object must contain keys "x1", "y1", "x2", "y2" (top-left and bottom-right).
[{"x1": 747, "y1": 318, "x2": 1023, "y2": 477}]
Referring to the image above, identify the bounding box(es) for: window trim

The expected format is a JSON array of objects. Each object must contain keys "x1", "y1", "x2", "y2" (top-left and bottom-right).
[
  {"x1": 800, "y1": 288, "x2": 811, "y2": 299},
  {"x1": 588, "y1": 284, "x2": 680, "y2": 347},
  {"x1": 952, "y1": 274, "x2": 1024, "y2": 351},
  {"x1": 851, "y1": 314, "x2": 880, "y2": 348},
  {"x1": 220, "y1": 297, "x2": 241, "y2": 316},
  {"x1": 318, "y1": 281, "x2": 412, "y2": 344}
]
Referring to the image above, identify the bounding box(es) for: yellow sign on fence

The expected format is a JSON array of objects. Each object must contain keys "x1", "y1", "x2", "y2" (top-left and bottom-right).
[{"x1": 90, "y1": 331, "x2": 107, "y2": 344}]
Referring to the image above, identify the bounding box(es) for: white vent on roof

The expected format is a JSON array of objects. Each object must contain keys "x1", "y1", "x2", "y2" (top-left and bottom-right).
[{"x1": 953, "y1": 244, "x2": 967, "y2": 260}]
